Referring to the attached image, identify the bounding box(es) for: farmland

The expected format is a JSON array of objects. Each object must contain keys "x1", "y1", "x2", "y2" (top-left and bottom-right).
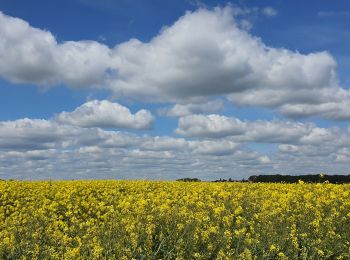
[{"x1": 0, "y1": 180, "x2": 349, "y2": 259}]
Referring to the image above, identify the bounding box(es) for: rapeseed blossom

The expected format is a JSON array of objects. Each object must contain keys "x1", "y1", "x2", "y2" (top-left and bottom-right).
[{"x1": 0, "y1": 180, "x2": 349, "y2": 259}]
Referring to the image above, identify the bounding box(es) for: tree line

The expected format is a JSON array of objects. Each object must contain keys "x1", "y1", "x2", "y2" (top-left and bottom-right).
[
  {"x1": 247, "y1": 174, "x2": 350, "y2": 184},
  {"x1": 177, "y1": 174, "x2": 350, "y2": 183}
]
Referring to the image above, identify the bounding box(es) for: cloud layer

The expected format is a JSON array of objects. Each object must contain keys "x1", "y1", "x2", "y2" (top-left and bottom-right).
[
  {"x1": 1, "y1": 7, "x2": 350, "y2": 119},
  {"x1": 1, "y1": 101, "x2": 350, "y2": 180},
  {"x1": 158, "y1": 100, "x2": 224, "y2": 117},
  {"x1": 175, "y1": 114, "x2": 343, "y2": 145},
  {"x1": 1, "y1": 6, "x2": 350, "y2": 180}
]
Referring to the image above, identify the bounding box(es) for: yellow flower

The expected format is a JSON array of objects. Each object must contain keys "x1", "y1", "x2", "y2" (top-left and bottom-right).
[
  {"x1": 0, "y1": 180, "x2": 349, "y2": 259},
  {"x1": 270, "y1": 244, "x2": 277, "y2": 251}
]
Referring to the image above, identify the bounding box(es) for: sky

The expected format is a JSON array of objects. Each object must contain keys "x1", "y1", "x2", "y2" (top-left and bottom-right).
[{"x1": 0, "y1": 0, "x2": 350, "y2": 180}]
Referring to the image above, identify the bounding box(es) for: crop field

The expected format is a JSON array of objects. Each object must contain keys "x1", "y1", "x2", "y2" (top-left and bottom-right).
[{"x1": 0, "y1": 180, "x2": 349, "y2": 259}]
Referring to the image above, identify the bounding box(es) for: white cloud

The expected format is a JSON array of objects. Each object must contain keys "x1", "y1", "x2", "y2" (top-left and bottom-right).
[
  {"x1": 111, "y1": 6, "x2": 337, "y2": 103},
  {"x1": 245, "y1": 121, "x2": 308, "y2": 143},
  {"x1": 278, "y1": 144, "x2": 299, "y2": 153},
  {"x1": 335, "y1": 148, "x2": 350, "y2": 162},
  {"x1": 2, "y1": 8, "x2": 350, "y2": 120},
  {"x1": 0, "y1": 149, "x2": 56, "y2": 160},
  {"x1": 0, "y1": 113, "x2": 274, "y2": 180},
  {"x1": 78, "y1": 146, "x2": 103, "y2": 154},
  {"x1": 0, "y1": 118, "x2": 79, "y2": 150},
  {"x1": 299, "y1": 127, "x2": 338, "y2": 145},
  {"x1": 140, "y1": 136, "x2": 188, "y2": 151},
  {"x1": 261, "y1": 7, "x2": 278, "y2": 17},
  {"x1": 0, "y1": 100, "x2": 152, "y2": 151},
  {"x1": 175, "y1": 114, "x2": 311, "y2": 142},
  {"x1": 0, "y1": 112, "x2": 350, "y2": 179},
  {"x1": 189, "y1": 140, "x2": 240, "y2": 156},
  {"x1": 128, "y1": 149, "x2": 175, "y2": 159},
  {"x1": 279, "y1": 97, "x2": 350, "y2": 120},
  {"x1": 0, "y1": 118, "x2": 141, "y2": 151},
  {"x1": 175, "y1": 113, "x2": 344, "y2": 146},
  {"x1": 158, "y1": 100, "x2": 224, "y2": 117},
  {"x1": 56, "y1": 100, "x2": 154, "y2": 129},
  {"x1": 0, "y1": 12, "x2": 111, "y2": 86},
  {"x1": 93, "y1": 129, "x2": 140, "y2": 148},
  {"x1": 258, "y1": 155, "x2": 271, "y2": 164},
  {"x1": 176, "y1": 114, "x2": 246, "y2": 138}
]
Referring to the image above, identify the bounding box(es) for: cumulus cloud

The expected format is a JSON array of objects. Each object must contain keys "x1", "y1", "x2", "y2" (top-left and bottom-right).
[
  {"x1": 0, "y1": 113, "x2": 277, "y2": 179},
  {"x1": 0, "y1": 12, "x2": 111, "y2": 86},
  {"x1": 175, "y1": 114, "x2": 343, "y2": 145},
  {"x1": 56, "y1": 100, "x2": 154, "y2": 129},
  {"x1": 0, "y1": 149, "x2": 56, "y2": 160},
  {"x1": 279, "y1": 98, "x2": 350, "y2": 120},
  {"x1": 0, "y1": 112, "x2": 350, "y2": 179},
  {"x1": 128, "y1": 149, "x2": 175, "y2": 159},
  {"x1": 0, "y1": 100, "x2": 153, "y2": 152},
  {"x1": 111, "y1": 6, "x2": 336, "y2": 103},
  {"x1": 176, "y1": 114, "x2": 246, "y2": 138},
  {"x1": 158, "y1": 100, "x2": 224, "y2": 117},
  {"x1": 0, "y1": 118, "x2": 142, "y2": 151},
  {"x1": 176, "y1": 114, "x2": 300, "y2": 141},
  {"x1": 0, "y1": 118, "x2": 78, "y2": 150},
  {"x1": 335, "y1": 148, "x2": 350, "y2": 162},
  {"x1": 189, "y1": 140, "x2": 240, "y2": 156},
  {"x1": 1, "y1": 8, "x2": 350, "y2": 120},
  {"x1": 278, "y1": 144, "x2": 299, "y2": 153},
  {"x1": 140, "y1": 136, "x2": 188, "y2": 151}
]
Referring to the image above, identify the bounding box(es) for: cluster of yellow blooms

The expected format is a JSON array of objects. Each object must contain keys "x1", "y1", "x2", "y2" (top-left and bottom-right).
[{"x1": 0, "y1": 180, "x2": 349, "y2": 259}]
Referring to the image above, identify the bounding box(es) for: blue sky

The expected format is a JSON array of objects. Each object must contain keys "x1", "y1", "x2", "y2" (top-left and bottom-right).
[{"x1": 0, "y1": 0, "x2": 350, "y2": 180}]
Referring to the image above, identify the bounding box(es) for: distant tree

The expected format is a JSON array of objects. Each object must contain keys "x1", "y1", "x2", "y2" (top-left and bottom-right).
[
  {"x1": 176, "y1": 178, "x2": 201, "y2": 182},
  {"x1": 247, "y1": 174, "x2": 350, "y2": 184}
]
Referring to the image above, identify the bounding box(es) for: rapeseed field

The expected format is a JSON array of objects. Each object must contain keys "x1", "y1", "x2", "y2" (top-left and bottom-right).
[{"x1": 0, "y1": 180, "x2": 349, "y2": 259}]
